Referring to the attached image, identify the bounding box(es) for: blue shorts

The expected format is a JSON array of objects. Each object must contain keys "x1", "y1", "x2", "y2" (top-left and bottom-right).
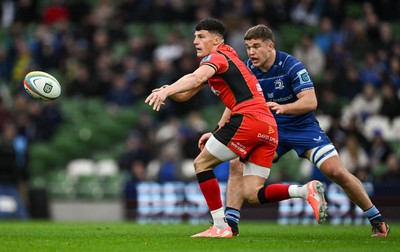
[{"x1": 275, "y1": 121, "x2": 333, "y2": 161}]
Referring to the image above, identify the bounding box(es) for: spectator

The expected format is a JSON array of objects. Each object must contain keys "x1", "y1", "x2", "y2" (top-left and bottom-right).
[
  {"x1": 0, "y1": 96, "x2": 13, "y2": 132},
  {"x1": 117, "y1": 0, "x2": 147, "y2": 23},
  {"x1": 65, "y1": 0, "x2": 90, "y2": 24},
  {"x1": 290, "y1": 0, "x2": 321, "y2": 26},
  {"x1": 105, "y1": 73, "x2": 135, "y2": 109},
  {"x1": 387, "y1": 56, "x2": 400, "y2": 91},
  {"x1": 381, "y1": 153, "x2": 400, "y2": 183},
  {"x1": 314, "y1": 16, "x2": 336, "y2": 55},
  {"x1": 0, "y1": 123, "x2": 29, "y2": 219},
  {"x1": 42, "y1": 0, "x2": 70, "y2": 25},
  {"x1": 179, "y1": 111, "x2": 208, "y2": 159},
  {"x1": 342, "y1": 83, "x2": 381, "y2": 124},
  {"x1": 118, "y1": 131, "x2": 150, "y2": 182},
  {"x1": 358, "y1": 52, "x2": 383, "y2": 88},
  {"x1": 335, "y1": 65, "x2": 362, "y2": 101},
  {"x1": 14, "y1": 0, "x2": 39, "y2": 25},
  {"x1": 339, "y1": 134, "x2": 369, "y2": 175},
  {"x1": 321, "y1": 0, "x2": 345, "y2": 29},
  {"x1": 34, "y1": 101, "x2": 63, "y2": 141},
  {"x1": 379, "y1": 83, "x2": 400, "y2": 120},
  {"x1": 344, "y1": 19, "x2": 372, "y2": 62},
  {"x1": 368, "y1": 129, "x2": 393, "y2": 168},
  {"x1": 326, "y1": 114, "x2": 347, "y2": 150},
  {"x1": 153, "y1": 30, "x2": 185, "y2": 62},
  {"x1": 292, "y1": 33, "x2": 326, "y2": 78},
  {"x1": 377, "y1": 22, "x2": 394, "y2": 52}
]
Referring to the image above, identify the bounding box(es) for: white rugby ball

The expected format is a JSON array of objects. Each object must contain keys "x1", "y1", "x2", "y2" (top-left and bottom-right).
[{"x1": 23, "y1": 71, "x2": 61, "y2": 101}]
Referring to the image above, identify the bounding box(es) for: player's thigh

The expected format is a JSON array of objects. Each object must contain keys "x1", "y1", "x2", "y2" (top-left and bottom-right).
[
  {"x1": 279, "y1": 122, "x2": 332, "y2": 158},
  {"x1": 196, "y1": 135, "x2": 238, "y2": 173}
]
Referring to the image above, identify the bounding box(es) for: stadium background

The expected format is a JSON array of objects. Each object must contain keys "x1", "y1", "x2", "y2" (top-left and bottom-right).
[{"x1": 0, "y1": 0, "x2": 399, "y2": 223}]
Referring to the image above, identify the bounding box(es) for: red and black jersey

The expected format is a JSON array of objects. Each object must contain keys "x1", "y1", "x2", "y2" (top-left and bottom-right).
[{"x1": 200, "y1": 44, "x2": 271, "y2": 117}]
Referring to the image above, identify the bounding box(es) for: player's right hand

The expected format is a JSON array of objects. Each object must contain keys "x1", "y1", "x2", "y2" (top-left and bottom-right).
[
  {"x1": 198, "y1": 132, "x2": 212, "y2": 150},
  {"x1": 267, "y1": 101, "x2": 285, "y2": 114}
]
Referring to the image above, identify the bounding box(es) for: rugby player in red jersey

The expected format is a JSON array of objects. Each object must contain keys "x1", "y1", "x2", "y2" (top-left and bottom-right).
[{"x1": 145, "y1": 18, "x2": 326, "y2": 238}]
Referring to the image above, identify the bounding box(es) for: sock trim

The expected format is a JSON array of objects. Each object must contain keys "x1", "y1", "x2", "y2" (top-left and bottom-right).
[{"x1": 196, "y1": 170, "x2": 216, "y2": 183}]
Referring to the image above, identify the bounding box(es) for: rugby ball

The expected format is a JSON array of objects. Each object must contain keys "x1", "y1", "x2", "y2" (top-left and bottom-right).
[{"x1": 23, "y1": 71, "x2": 61, "y2": 101}]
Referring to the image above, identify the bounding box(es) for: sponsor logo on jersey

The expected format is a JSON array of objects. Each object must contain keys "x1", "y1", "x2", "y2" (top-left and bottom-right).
[
  {"x1": 201, "y1": 55, "x2": 212, "y2": 63},
  {"x1": 256, "y1": 83, "x2": 263, "y2": 92},
  {"x1": 274, "y1": 79, "x2": 284, "y2": 90},
  {"x1": 210, "y1": 86, "x2": 220, "y2": 96},
  {"x1": 296, "y1": 69, "x2": 311, "y2": 85},
  {"x1": 267, "y1": 93, "x2": 274, "y2": 99}
]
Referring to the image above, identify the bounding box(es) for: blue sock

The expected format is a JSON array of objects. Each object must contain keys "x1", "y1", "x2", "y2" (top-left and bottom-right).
[
  {"x1": 364, "y1": 205, "x2": 383, "y2": 225},
  {"x1": 225, "y1": 207, "x2": 240, "y2": 225}
]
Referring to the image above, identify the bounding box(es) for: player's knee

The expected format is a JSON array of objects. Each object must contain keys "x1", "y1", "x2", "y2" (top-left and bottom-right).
[
  {"x1": 193, "y1": 158, "x2": 206, "y2": 174},
  {"x1": 243, "y1": 183, "x2": 263, "y2": 204},
  {"x1": 321, "y1": 162, "x2": 350, "y2": 183},
  {"x1": 229, "y1": 159, "x2": 243, "y2": 176}
]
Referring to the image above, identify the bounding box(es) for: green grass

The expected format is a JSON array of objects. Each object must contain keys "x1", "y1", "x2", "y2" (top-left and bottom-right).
[{"x1": 0, "y1": 221, "x2": 397, "y2": 252}]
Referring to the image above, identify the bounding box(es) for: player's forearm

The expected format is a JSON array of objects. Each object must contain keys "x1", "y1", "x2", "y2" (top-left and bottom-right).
[
  {"x1": 164, "y1": 73, "x2": 205, "y2": 97},
  {"x1": 282, "y1": 97, "x2": 317, "y2": 115},
  {"x1": 170, "y1": 84, "x2": 204, "y2": 102}
]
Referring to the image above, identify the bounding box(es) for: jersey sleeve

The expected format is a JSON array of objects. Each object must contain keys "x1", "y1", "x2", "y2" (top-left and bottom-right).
[
  {"x1": 287, "y1": 57, "x2": 314, "y2": 95},
  {"x1": 200, "y1": 53, "x2": 229, "y2": 74}
]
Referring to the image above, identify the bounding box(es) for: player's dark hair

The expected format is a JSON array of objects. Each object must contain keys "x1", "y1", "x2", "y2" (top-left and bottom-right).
[
  {"x1": 195, "y1": 18, "x2": 226, "y2": 37},
  {"x1": 244, "y1": 24, "x2": 275, "y2": 43}
]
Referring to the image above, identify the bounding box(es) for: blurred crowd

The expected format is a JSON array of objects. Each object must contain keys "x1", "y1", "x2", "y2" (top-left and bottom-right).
[{"x1": 1, "y1": 0, "x2": 400, "y2": 199}]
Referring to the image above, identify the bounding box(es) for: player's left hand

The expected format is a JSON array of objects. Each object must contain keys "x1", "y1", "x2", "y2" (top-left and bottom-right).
[
  {"x1": 267, "y1": 101, "x2": 285, "y2": 114},
  {"x1": 145, "y1": 89, "x2": 167, "y2": 111},
  {"x1": 198, "y1": 132, "x2": 212, "y2": 150}
]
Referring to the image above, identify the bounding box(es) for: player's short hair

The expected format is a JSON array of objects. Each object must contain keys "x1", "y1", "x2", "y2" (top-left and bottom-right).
[
  {"x1": 195, "y1": 18, "x2": 226, "y2": 37},
  {"x1": 244, "y1": 24, "x2": 275, "y2": 43}
]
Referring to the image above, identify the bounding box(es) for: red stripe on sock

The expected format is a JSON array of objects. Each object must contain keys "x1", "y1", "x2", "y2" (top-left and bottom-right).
[
  {"x1": 264, "y1": 184, "x2": 290, "y2": 202},
  {"x1": 198, "y1": 177, "x2": 222, "y2": 211}
]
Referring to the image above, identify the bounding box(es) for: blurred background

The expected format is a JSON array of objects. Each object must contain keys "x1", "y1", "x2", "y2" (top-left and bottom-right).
[{"x1": 0, "y1": 0, "x2": 399, "y2": 223}]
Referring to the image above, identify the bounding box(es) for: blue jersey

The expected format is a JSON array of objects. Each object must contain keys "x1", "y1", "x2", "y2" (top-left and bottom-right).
[{"x1": 245, "y1": 50, "x2": 333, "y2": 159}]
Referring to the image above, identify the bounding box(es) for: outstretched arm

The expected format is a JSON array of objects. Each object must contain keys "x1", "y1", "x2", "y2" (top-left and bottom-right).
[
  {"x1": 145, "y1": 65, "x2": 215, "y2": 111},
  {"x1": 153, "y1": 84, "x2": 206, "y2": 102}
]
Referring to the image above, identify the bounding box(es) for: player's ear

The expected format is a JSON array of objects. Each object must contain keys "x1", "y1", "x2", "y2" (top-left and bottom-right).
[
  {"x1": 268, "y1": 40, "x2": 275, "y2": 50},
  {"x1": 213, "y1": 35, "x2": 222, "y2": 45}
]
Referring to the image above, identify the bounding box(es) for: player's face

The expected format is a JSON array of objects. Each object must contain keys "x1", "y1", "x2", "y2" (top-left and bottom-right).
[
  {"x1": 245, "y1": 38, "x2": 274, "y2": 71},
  {"x1": 193, "y1": 30, "x2": 217, "y2": 57}
]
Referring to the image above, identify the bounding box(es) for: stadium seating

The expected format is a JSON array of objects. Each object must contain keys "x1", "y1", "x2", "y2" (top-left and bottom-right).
[{"x1": 362, "y1": 115, "x2": 394, "y2": 140}]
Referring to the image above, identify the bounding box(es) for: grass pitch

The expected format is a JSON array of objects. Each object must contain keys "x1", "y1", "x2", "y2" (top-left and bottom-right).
[{"x1": 0, "y1": 221, "x2": 397, "y2": 252}]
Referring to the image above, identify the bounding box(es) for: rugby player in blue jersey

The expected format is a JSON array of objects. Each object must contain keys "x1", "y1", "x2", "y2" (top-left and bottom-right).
[{"x1": 209, "y1": 24, "x2": 389, "y2": 238}]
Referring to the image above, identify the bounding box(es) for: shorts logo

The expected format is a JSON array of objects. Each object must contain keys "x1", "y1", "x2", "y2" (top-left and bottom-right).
[
  {"x1": 268, "y1": 126, "x2": 274, "y2": 134},
  {"x1": 230, "y1": 141, "x2": 247, "y2": 155},
  {"x1": 43, "y1": 83, "x2": 53, "y2": 93},
  {"x1": 313, "y1": 136, "x2": 322, "y2": 142},
  {"x1": 257, "y1": 132, "x2": 278, "y2": 144}
]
